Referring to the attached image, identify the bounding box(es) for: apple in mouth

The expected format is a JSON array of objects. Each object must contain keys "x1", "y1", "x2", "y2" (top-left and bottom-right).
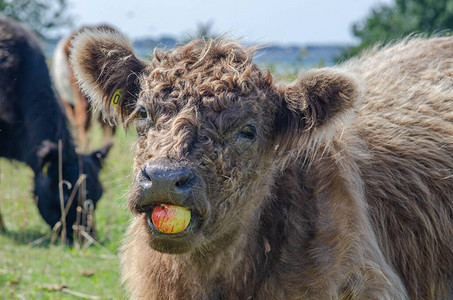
[{"x1": 151, "y1": 204, "x2": 191, "y2": 234}]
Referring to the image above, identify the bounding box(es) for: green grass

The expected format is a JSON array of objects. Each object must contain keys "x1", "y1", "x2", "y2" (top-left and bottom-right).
[{"x1": 0, "y1": 125, "x2": 136, "y2": 299}]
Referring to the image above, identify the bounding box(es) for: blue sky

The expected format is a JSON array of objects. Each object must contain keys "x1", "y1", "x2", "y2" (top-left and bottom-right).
[{"x1": 67, "y1": 0, "x2": 392, "y2": 45}]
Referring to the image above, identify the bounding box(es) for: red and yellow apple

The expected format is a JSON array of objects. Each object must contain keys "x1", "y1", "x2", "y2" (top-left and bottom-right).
[{"x1": 151, "y1": 204, "x2": 191, "y2": 234}]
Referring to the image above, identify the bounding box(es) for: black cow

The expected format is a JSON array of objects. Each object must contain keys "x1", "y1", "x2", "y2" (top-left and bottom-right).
[{"x1": 0, "y1": 17, "x2": 112, "y2": 241}]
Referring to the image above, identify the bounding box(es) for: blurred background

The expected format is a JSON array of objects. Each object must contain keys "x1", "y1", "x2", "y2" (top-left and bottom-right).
[
  {"x1": 3, "y1": 0, "x2": 453, "y2": 70},
  {"x1": 1, "y1": 0, "x2": 453, "y2": 298}
]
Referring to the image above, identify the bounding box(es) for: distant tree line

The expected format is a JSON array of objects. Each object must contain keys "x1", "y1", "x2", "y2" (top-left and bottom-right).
[
  {"x1": 340, "y1": 0, "x2": 453, "y2": 61},
  {"x1": 0, "y1": 0, "x2": 72, "y2": 39},
  {"x1": 4, "y1": 0, "x2": 451, "y2": 66}
]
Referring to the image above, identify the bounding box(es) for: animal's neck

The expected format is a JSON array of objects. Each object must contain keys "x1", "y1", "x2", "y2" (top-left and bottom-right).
[
  {"x1": 122, "y1": 213, "x2": 273, "y2": 299},
  {"x1": 180, "y1": 219, "x2": 267, "y2": 296}
]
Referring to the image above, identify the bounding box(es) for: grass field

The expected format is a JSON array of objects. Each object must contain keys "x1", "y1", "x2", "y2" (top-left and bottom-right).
[{"x1": 0, "y1": 125, "x2": 136, "y2": 299}]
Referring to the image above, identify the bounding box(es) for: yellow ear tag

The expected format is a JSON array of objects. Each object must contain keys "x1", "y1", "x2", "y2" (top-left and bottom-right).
[
  {"x1": 111, "y1": 89, "x2": 124, "y2": 107},
  {"x1": 42, "y1": 162, "x2": 51, "y2": 176}
]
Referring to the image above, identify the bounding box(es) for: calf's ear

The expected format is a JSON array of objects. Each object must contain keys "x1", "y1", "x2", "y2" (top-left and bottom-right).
[
  {"x1": 36, "y1": 141, "x2": 58, "y2": 175},
  {"x1": 275, "y1": 68, "x2": 360, "y2": 153},
  {"x1": 69, "y1": 28, "x2": 146, "y2": 123}
]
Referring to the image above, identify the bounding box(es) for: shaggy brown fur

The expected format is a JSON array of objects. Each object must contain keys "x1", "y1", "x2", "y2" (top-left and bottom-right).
[
  {"x1": 52, "y1": 25, "x2": 117, "y2": 149},
  {"x1": 71, "y1": 30, "x2": 453, "y2": 299}
]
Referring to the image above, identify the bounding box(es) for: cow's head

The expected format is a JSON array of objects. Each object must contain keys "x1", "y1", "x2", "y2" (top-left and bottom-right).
[
  {"x1": 33, "y1": 140, "x2": 113, "y2": 239},
  {"x1": 70, "y1": 30, "x2": 359, "y2": 253}
]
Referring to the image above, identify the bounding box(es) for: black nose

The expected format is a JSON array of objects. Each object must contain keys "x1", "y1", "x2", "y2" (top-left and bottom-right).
[{"x1": 138, "y1": 164, "x2": 195, "y2": 207}]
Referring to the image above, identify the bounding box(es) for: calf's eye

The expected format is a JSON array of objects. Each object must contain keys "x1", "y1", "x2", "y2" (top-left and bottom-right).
[
  {"x1": 138, "y1": 107, "x2": 148, "y2": 119},
  {"x1": 239, "y1": 125, "x2": 256, "y2": 140},
  {"x1": 135, "y1": 106, "x2": 150, "y2": 136}
]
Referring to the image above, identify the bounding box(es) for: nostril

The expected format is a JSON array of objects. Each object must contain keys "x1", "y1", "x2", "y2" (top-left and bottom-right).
[
  {"x1": 142, "y1": 168, "x2": 152, "y2": 181},
  {"x1": 175, "y1": 172, "x2": 194, "y2": 190},
  {"x1": 141, "y1": 164, "x2": 196, "y2": 199}
]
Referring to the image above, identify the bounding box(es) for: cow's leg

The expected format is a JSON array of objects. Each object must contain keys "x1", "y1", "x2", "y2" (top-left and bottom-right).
[
  {"x1": 74, "y1": 90, "x2": 91, "y2": 150},
  {"x1": 61, "y1": 100, "x2": 75, "y2": 125},
  {"x1": 98, "y1": 113, "x2": 116, "y2": 140}
]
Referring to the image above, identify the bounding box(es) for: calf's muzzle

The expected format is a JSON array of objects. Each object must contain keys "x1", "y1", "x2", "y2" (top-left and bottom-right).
[{"x1": 133, "y1": 163, "x2": 196, "y2": 212}]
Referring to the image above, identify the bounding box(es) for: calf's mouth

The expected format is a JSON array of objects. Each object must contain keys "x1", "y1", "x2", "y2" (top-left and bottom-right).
[
  {"x1": 134, "y1": 203, "x2": 206, "y2": 254},
  {"x1": 129, "y1": 163, "x2": 209, "y2": 253},
  {"x1": 143, "y1": 203, "x2": 202, "y2": 237}
]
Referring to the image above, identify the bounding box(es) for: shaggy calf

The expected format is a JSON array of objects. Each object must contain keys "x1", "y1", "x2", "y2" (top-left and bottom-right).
[
  {"x1": 0, "y1": 17, "x2": 112, "y2": 240},
  {"x1": 52, "y1": 25, "x2": 117, "y2": 149},
  {"x1": 71, "y1": 29, "x2": 453, "y2": 299}
]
